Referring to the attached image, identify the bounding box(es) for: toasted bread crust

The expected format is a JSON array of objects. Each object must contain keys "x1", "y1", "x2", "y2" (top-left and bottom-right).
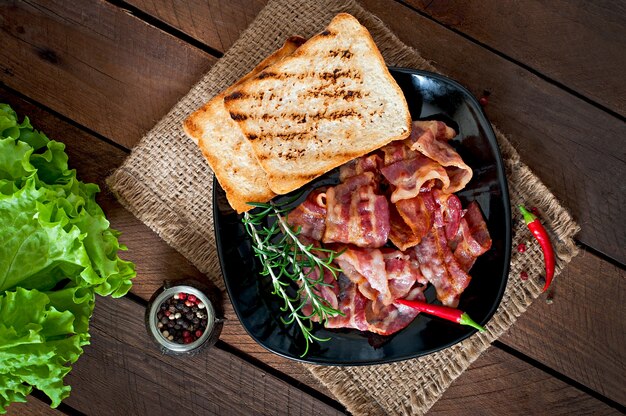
[
  {"x1": 182, "y1": 36, "x2": 305, "y2": 213},
  {"x1": 223, "y1": 13, "x2": 411, "y2": 194}
]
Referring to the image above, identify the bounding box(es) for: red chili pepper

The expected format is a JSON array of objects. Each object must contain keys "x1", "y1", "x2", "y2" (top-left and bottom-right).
[
  {"x1": 519, "y1": 205, "x2": 555, "y2": 292},
  {"x1": 395, "y1": 298, "x2": 485, "y2": 332}
]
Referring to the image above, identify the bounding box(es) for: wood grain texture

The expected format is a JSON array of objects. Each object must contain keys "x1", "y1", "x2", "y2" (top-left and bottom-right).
[
  {"x1": 428, "y1": 347, "x2": 622, "y2": 415},
  {"x1": 0, "y1": 0, "x2": 215, "y2": 148},
  {"x1": 63, "y1": 295, "x2": 344, "y2": 416},
  {"x1": 359, "y1": 0, "x2": 626, "y2": 264},
  {"x1": 2, "y1": 88, "x2": 623, "y2": 410},
  {"x1": 124, "y1": 0, "x2": 267, "y2": 52},
  {"x1": 403, "y1": 0, "x2": 626, "y2": 116},
  {"x1": 500, "y1": 251, "x2": 626, "y2": 404},
  {"x1": 4, "y1": 396, "x2": 62, "y2": 416}
]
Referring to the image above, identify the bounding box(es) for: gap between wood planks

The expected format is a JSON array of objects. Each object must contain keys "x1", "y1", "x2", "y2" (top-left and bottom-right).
[
  {"x1": 29, "y1": 389, "x2": 86, "y2": 416},
  {"x1": 0, "y1": 81, "x2": 130, "y2": 156},
  {"x1": 105, "y1": 0, "x2": 225, "y2": 59},
  {"x1": 493, "y1": 342, "x2": 626, "y2": 414},
  {"x1": 4, "y1": 41, "x2": 623, "y2": 415},
  {"x1": 395, "y1": 0, "x2": 626, "y2": 122},
  {"x1": 576, "y1": 241, "x2": 626, "y2": 271}
]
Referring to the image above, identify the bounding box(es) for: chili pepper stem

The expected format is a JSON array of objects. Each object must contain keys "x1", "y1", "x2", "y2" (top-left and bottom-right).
[
  {"x1": 518, "y1": 204, "x2": 537, "y2": 223},
  {"x1": 459, "y1": 313, "x2": 486, "y2": 332}
]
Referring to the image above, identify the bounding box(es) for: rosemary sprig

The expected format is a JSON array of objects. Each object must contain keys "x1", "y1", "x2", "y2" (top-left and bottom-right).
[{"x1": 242, "y1": 197, "x2": 343, "y2": 356}]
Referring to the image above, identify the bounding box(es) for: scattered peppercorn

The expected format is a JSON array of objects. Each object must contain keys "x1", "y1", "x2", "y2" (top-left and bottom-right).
[
  {"x1": 479, "y1": 90, "x2": 491, "y2": 107},
  {"x1": 517, "y1": 243, "x2": 527, "y2": 253},
  {"x1": 156, "y1": 292, "x2": 209, "y2": 345}
]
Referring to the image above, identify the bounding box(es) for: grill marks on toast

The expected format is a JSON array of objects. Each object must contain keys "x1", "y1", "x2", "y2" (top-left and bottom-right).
[
  {"x1": 229, "y1": 108, "x2": 363, "y2": 126},
  {"x1": 222, "y1": 13, "x2": 412, "y2": 195},
  {"x1": 252, "y1": 68, "x2": 362, "y2": 82},
  {"x1": 226, "y1": 50, "x2": 373, "y2": 149}
]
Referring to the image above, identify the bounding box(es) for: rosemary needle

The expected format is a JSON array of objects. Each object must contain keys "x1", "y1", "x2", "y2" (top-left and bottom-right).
[{"x1": 242, "y1": 197, "x2": 343, "y2": 356}]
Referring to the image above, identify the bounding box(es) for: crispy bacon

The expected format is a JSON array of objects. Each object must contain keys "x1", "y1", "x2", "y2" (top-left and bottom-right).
[
  {"x1": 287, "y1": 188, "x2": 327, "y2": 240},
  {"x1": 388, "y1": 202, "x2": 423, "y2": 251},
  {"x1": 382, "y1": 249, "x2": 428, "y2": 299},
  {"x1": 334, "y1": 246, "x2": 393, "y2": 305},
  {"x1": 394, "y1": 194, "x2": 433, "y2": 246},
  {"x1": 323, "y1": 172, "x2": 390, "y2": 247},
  {"x1": 413, "y1": 226, "x2": 471, "y2": 307},
  {"x1": 333, "y1": 246, "x2": 427, "y2": 308},
  {"x1": 339, "y1": 153, "x2": 383, "y2": 182},
  {"x1": 380, "y1": 140, "x2": 419, "y2": 165},
  {"x1": 380, "y1": 154, "x2": 450, "y2": 203},
  {"x1": 432, "y1": 190, "x2": 463, "y2": 239},
  {"x1": 449, "y1": 201, "x2": 492, "y2": 271},
  {"x1": 365, "y1": 285, "x2": 425, "y2": 336},
  {"x1": 326, "y1": 274, "x2": 426, "y2": 335},
  {"x1": 412, "y1": 120, "x2": 457, "y2": 141},
  {"x1": 325, "y1": 275, "x2": 369, "y2": 331},
  {"x1": 408, "y1": 120, "x2": 472, "y2": 194}
]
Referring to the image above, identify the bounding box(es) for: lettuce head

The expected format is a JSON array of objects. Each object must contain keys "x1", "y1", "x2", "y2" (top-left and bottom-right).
[{"x1": 0, "y1": 103, "x2": 135, "y2": 412}]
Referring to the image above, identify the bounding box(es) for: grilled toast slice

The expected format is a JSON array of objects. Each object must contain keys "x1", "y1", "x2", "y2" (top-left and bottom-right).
[
  {"x1": 183, "y1": 36, "x2": 305, "y2": 213},
  {"x1": 223, "y1": 13, "x2": 411, "y2": 194}
]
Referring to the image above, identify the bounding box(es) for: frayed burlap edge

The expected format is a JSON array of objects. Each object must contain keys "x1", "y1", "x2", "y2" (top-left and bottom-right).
[{"x1": 107, "y1": 0, "x2": 580, "y2": 415}]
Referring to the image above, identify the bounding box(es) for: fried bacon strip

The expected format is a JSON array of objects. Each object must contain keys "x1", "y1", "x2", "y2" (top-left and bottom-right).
[
  {"x1": 323, "y1": 172, "x2": 390, "y2": 248},
  {"x1": 408, "y1": 120, "x2": 473, "y2": 194},
  {"x1": 286, "y1": 119, "x2": 492, "y2": 336},
  {"x1": 449, "y1": 201, "x2": 492, "y2": 271},
  {"x1": 380, "y1": 154, "x2": 450, "y2": 203},
  {"x1": 287, "y1": 187, "x2": 328, "y2": 240}
]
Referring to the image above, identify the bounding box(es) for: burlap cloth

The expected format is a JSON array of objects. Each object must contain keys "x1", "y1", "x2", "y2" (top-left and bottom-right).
[{"x1": 107, "y1": 0, "x2": 580, "y2": 414}]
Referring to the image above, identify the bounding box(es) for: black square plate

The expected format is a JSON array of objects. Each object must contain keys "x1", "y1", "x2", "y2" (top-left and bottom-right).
[{"x1": 213, "y1": 68, "x2": 511, "y2": 365}]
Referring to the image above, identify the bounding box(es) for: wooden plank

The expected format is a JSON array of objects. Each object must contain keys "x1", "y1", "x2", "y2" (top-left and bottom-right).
[
  {"x1": 359, "y1": 0, "x2": 626, "y2": 268},
  {"x1": 0, "y1": 0, "x2": 215, "y2": 148},
  {"x1": 123, "y1": 0, "x2": 267, "y2": 53},
  {"x1": 4, "y1": 396, "x2": 62, "y2": 416},
  {"x1": 500, "y1": 252, "x2": 626, "y2": 405},
  {"x1": 3, "y1": 87, "x2": 623, "y2": 408},
  {"x1": 403, "y1": 0, "x2": 626, "y2": 117},
  {"x1": 428, "y1": 347, "x2": 621, "y2": 415},
  {"x1": 63, "y1": 295, "x2": 344, "y2": 415}
]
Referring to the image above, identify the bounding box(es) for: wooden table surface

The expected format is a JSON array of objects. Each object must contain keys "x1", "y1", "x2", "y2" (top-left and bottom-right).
[{"x1": 1, "y1": 1, "x2": 624, "y2": 415}]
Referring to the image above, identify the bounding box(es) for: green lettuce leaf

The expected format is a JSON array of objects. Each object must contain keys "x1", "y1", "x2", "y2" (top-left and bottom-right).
[{"x1": 0, "y1": 103, "x2": 134, "y2": 413}]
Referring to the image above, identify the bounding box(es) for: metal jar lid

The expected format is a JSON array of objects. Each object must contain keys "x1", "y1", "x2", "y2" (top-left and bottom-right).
[{"x1": 145, "y1": 279, "x2": 223, "y2": 355}]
